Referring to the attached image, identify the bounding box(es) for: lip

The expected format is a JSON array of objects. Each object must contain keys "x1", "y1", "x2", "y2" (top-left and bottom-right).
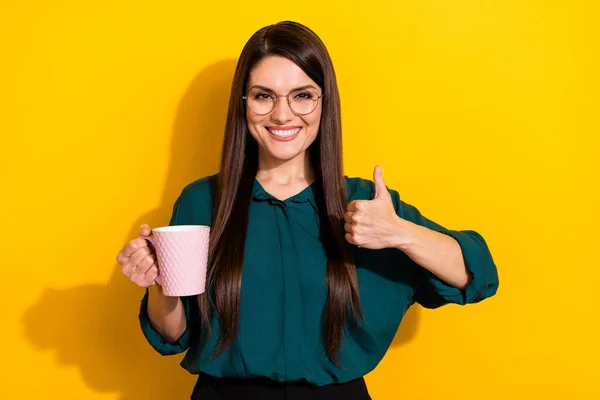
[{"x1": 265, "y1": 126, "x2": 302, "y2": 142}]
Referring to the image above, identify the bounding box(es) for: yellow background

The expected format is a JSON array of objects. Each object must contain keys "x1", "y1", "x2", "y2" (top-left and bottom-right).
[{"x1": 2, "y1": 1, "x2": 599, "y2": 399}]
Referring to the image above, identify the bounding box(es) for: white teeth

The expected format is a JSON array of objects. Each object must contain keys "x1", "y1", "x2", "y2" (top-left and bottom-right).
[{"x1": 269, "y1": 128, "x2": 300, "y2": 137}]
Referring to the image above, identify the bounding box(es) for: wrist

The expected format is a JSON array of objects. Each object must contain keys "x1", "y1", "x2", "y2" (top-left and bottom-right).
[
  {"x1": 393, "y1": 216, "x2": 420, "y2": 253},
  {"x1": 149, "y1": 284, "x2": 179, "y2": 309}
]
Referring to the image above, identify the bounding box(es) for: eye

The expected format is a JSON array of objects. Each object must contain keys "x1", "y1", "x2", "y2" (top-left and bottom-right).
[
  {"x1": 252, "y1": 92, "x2": 274, "y2": 101},
  {"x1": 293, "y1": 91, "x2": 314, "y2": 101}
]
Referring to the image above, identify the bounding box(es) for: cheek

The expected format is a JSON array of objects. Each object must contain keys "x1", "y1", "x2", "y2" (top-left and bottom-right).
[
  {"x1": 305, "y1": 110, "x2": 322, "y2": 135},
  {"x1": 246, "y1": 113, "x2": 264, "y2": 139}
]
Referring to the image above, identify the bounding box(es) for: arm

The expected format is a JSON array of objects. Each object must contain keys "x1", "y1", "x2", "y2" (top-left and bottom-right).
[
  {"x1": 394, "y1": 217, "x2": 470, "y2": 289},
  {"x1": 393, "y1": 198, "x2": 498, "y2": 307},
  {"x1": 146, "y1": 285, "x2": 187, "y2": 343},
  {"x1": 138, "y1": 196, "x2": 195, "y2": 355},
  {"x1": 345, "y1": 166, "x2": 498, "y2": 307},
  {"x1": 139, "y1": 289, "x2": 195, "y2": 355}
]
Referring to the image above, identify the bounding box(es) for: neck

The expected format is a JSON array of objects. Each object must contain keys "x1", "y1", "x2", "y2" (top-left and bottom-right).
[{"x1": 256, "y1": 149, "x2": 315, "y2": 185}]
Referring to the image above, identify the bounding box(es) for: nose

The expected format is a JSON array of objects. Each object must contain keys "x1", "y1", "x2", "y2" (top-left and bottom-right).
[{"x1": 270, "y1": 96, "x2": 294, "y2": 123}]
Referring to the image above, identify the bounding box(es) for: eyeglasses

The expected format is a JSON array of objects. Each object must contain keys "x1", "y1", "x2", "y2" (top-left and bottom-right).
[{"x1": 242, "y1": 88, "x2": 324, "y2": 116}]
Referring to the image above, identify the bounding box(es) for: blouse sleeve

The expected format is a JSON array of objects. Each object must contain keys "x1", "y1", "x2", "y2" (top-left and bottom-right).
[
  {"x1": 388, "y1": 188, "x2": 499, "y2": 309},
  {"x1": 137, "y1": 196, "x2": 197, "y2": 355}
]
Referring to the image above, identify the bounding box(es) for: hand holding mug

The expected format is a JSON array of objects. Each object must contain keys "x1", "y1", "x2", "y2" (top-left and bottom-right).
[{"x1": 117, "y1": 224, "x2": 159, "y2": 288}]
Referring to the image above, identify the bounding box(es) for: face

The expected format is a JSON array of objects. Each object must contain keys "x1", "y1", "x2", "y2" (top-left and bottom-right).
[{"x1": 245, "y1": 56, "x2": 322, "y2": 166}]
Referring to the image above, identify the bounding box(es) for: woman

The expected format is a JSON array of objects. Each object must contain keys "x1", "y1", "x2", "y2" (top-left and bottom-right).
[{"x1": 117, "y1": 21, "x2": 499, "y2": 400}]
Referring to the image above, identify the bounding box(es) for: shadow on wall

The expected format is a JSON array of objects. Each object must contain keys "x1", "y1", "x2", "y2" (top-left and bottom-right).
[
  {"x1": 20, "y1": 57, "x2": 420, "y2": 400},
  {"x1": 21, "y1": 59, "x2": 236, "y2": 400}
]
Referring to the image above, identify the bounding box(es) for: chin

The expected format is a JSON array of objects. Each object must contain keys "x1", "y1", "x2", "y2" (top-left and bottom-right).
[
  {"x1": 264, "y1": 145, "x2": 305, "y2": 162},
  {"x1": 269, "y1": 151, "x2": 303, "y2": 162}
]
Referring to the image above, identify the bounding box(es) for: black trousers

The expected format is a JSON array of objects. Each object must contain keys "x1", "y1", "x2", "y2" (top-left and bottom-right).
[{"x1": 190, "y1": 372, "x2": 372, "y2": 400}]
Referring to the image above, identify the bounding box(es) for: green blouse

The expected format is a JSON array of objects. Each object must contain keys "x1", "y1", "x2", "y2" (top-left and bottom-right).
[{"x1": 139, "y1": 174, "x2": 498, "y2": 386}]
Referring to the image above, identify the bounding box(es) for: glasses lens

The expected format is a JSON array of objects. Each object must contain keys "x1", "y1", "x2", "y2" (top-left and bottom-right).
[
  {"x1": 289, "y1": 88, "x2": 319, "y2": 115},
  {"x1": 246, "y1": 89, "x2": 275, "y2": 115}
]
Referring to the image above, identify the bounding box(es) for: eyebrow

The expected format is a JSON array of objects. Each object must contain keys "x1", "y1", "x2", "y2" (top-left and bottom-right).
[{"x1": 248, "y1": 84, "x2": 319, "y2": 92}]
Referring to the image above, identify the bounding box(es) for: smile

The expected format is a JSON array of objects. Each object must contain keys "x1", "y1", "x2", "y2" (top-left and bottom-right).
[{"x1": 265, "y1": 127, "x2": 302, "y2": 141}]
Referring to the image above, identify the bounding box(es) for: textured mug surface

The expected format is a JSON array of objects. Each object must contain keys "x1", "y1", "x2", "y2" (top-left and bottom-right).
[{"x1": 144, "y1": 225, "x2": 210, "y2": 296}]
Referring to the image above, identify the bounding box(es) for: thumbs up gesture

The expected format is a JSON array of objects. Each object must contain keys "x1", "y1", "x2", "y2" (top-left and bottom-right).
[{"x1": 344, "y1": 165, "x2": 405, "y2": 250}]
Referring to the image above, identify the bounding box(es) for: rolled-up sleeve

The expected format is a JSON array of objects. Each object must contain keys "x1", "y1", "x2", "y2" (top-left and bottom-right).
[
  {"x1": 137, "y1": 195, "x2": 196, "y2": 354},
  {"x1": 138, "y1": 290, "x2": 196, "y2": 355},
  {"x1": 389, "y1": 188, "x2": 499, "y2": 309}
]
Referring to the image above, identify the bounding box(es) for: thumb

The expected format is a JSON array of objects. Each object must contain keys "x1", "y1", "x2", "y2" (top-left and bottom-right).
[
  {"x1": 140, "y1": 224, "x2": 152, "y2": 237},
  {"x1": 373, "y1": 165, "x2": 389, "y2": 200}
]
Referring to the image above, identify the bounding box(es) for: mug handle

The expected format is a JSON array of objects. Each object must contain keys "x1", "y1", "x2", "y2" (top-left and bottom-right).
[{"x1": 140, "y1": 234, "x2": 162, "y2": 286}]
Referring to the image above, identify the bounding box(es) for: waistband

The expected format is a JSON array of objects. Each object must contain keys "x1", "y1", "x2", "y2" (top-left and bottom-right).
[
  {"x1": 192, "y1": 372, "x2": 370, "y2": 399},
  {"x1": 197, "y1": 372, "x2": 365, "y2": 388}
]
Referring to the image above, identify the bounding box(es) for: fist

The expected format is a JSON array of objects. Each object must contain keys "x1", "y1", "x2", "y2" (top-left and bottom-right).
[
  {"x1": 344, "y1": 165, "x2": 404, "y2": 250},
  {"x1": 116, "y1": 224, "x2": 160, "y2": 288}
]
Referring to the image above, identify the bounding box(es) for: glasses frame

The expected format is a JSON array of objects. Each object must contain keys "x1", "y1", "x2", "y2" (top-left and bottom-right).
[{"x1": 242, "y1": 89, "x2": 324, "y2": 116}]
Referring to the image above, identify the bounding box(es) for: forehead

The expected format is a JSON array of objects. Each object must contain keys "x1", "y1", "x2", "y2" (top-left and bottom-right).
[{"x1": 248, "y1": 56, "x2": 318, "y2": 91}]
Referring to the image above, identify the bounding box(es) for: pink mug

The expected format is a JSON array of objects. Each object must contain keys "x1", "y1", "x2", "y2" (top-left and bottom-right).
[{"x1": 141, "y1": 225, "x2": 210, "y2": 297}]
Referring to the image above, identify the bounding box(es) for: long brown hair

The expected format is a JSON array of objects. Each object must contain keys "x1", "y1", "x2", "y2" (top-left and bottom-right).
[{"x1": 199, "y1": 21, "x2": 362, "y2": 363}]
